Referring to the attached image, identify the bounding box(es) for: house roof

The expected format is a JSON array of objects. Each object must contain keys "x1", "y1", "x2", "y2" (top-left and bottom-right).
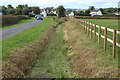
[
  {"x1": 90, "y1": 10, "x2": 99, "y2": 12},
  {"x1": 41, "y1": 7, "x2": 55, "y2": 13},
  {"x1": 46, "y1": 7, "x2": 54, "y2": 10}
]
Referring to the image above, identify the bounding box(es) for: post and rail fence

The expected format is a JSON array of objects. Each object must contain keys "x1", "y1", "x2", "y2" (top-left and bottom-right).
[{"x1": 76, "y1": 19, "x2": 120, "y2": 59}]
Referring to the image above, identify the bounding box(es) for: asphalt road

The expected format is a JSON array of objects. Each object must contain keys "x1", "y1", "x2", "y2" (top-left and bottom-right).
[{"x1": 0, "y1": 20, "x2": 44, "y2": 40}]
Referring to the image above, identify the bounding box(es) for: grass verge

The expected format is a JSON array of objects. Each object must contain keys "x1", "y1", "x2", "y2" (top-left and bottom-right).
[{"x1": 2, "y1": 17, "x2": 53, "y2": 59}]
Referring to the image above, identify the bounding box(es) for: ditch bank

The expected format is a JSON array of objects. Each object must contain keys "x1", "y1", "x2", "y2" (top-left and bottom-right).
[
  {"x1": 2, "y1": 25, "x2": 56, "y2": 78},
  {"x1": 63, "y1": 18, "x2": 118, "y2": 78},
  {"x1": 2, "y1": 17, "x2": 68, "y2": 78},
  {"x1": 28, "y1": 23, "x2": 76, "y2": 78}
]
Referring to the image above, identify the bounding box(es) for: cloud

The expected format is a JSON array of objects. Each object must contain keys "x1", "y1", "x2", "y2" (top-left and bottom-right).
[{"x1": 1, "y1": 0, "x2": 119, "y2": 9}]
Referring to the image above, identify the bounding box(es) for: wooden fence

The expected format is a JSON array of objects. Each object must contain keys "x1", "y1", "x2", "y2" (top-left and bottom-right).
[{"x1": 78, "y1": 19, "x2": 120, "y2": 58}]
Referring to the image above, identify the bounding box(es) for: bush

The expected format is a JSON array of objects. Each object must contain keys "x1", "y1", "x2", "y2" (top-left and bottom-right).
[{"x1": 2, "y1": 15, "x2": 30, "y2": 27}]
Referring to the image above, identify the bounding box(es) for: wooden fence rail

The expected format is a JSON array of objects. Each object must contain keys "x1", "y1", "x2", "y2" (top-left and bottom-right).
[{"x1": 79, "y1": 20, "x2": 120, "y2": 58}]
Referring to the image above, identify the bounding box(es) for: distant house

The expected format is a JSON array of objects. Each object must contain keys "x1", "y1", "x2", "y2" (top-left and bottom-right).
[
  {"x1": 65, "y1": 11, "x2": 74, "y2": 16},
  {"x1": 90, "y1": 10, "x2": 103, "y2": 16},
  {"x1": 41, "y1": 7, "x2": 56, "y2": 17},
  {"x1": 112, "y1": 12, "x2": 120, "y2": 15},
  {"x1": 41, "y1": 9, "x2": 47, "y2": 17}
]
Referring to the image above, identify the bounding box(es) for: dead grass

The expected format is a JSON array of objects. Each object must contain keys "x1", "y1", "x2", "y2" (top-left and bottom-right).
[
  {"x1": 63, "y1": 18, "x2": 118, "y2": 78},
  {"x1": 2, "y1": 25, "x2": 56, "y2": 78}
]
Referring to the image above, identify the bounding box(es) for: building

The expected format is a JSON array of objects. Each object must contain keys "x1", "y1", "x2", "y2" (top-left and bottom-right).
[
  {"x1": 40, "y1": 7, "x2": 56, "y2": 17},
  {"x1": 40, "y1": 9, "x2": 47, "y2": 17},
  {"x1": 112, "y1": 12, "x2": 120, "y2": 15},
  {"x1": 65, "y1": 11, "x2": 74, "y2": 16},
  {"x1": 90, "y1": 10, "x2": 103, "y2": 16}
]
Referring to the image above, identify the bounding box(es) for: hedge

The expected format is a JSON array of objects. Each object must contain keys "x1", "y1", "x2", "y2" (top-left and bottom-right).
[{"x1": 2, "y1": 15, "x2": 30, "y2": 27}]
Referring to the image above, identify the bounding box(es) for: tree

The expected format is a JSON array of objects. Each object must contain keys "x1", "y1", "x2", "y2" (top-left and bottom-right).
[
  {"x1": 99, "y1": 8, "x2": 104, "y2": 14},
  {"x1": 6, "y1": 5, "x2": 15, "y2": 15},
  {"x1": 85, "y1": 10, "x2": 90, "y2": 14},
  {"x1": 14, "y1": 9, "x2": 21, "y2": 15},
  {"x1": 7, "y1": 9, "x2": 15, "y2": 15},
  {"x1": 22, "y1": 4, "x2": 30, "y2": 15},
  {"x1": 22, "y1": 8, "x2": 29, "y2": 15},
  {"x1": 79, "y1": 10, "x2": 84, "y2": 13},
  {"x1": 31, "y1": 7, "x2": 40, "y2": 14},
  {"x1": 89, "y1": 6, "x2": 95, "y2": 10},
  {"x1": 15, "y1": 5, "x2": 24, "y2": 15},
  {"x1": 7, "y1": 4, "x2": 13, "y2": 9},
  {"x1": 2, "y1": 6, "x2": 7, "y2": 15},
  {"x1": 16, "y1": 5, "x2": 24, "y2": 10},
  {"x1": 56, "y1": 5, "x2": 65, "y2": 17},
  {"x1": 68, "y1": 9, "x2": 72, "y2": 12}
]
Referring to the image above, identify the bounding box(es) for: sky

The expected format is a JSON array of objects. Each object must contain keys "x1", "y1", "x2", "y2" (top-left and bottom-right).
[{"x1": 1, "y1": 0, "x2": 120, "y2": 9}]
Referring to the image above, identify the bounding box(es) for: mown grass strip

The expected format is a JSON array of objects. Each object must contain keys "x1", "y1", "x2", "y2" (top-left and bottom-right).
[
  {"x1": 2, "y1": 18, "x2": 36, "y2": 30},
  {"x1": 29, "y1": 25, "x2": 76, "y2": 78},
  {"x1": 2, "y1": 17, "x2": 53, "y2": 59}
]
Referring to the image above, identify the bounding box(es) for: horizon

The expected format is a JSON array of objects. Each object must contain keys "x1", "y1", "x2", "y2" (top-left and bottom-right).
[{"x1": 1, "y1": 0, "x2": 120, "y2": 9}]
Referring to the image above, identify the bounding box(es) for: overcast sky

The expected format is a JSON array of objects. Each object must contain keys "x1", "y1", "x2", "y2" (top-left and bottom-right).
[{"x1": 1, "y1": 0, "x2": 120, "y2": 9}]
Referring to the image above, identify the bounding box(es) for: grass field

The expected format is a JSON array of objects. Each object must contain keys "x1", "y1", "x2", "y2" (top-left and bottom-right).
[
  {"x1": 2, "y1": 18, "x2": 36, "y2": 30},
  {"x1": 2, "y1": 17, "x2": 53, "y2": 59},
  {"x1": 80, "y1": 19, "x2": 119, "y2": 30}
]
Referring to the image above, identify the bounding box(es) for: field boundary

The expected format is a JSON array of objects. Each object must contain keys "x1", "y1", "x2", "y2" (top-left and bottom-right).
[
  {"x1": 77, "y1": 19, "x2": 120, "y2": 58},
  {"x1": 75, "y1": 16, "x2": 119, "y2": 19}
]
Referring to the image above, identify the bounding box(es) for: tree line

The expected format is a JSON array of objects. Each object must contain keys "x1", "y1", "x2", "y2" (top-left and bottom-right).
[
  {"x1": 1, "y1": 5, "x2": 119, "y2": 16},
  {"x1": 1, "y1": 4, "x2": 40, "y2": 15},
  {"x1": 73, "y1": 6, "x2": 119, "y2": 16}
]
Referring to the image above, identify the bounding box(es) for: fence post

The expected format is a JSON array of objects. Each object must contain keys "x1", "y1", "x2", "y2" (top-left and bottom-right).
[
  {"x1": 90, "y1": 23, "x2": 92, "y2": 39},
  {"x1": 82, "y1": 22, "x2": 84, "y2": 29},
  {"x1": 86, "y1": 22, "x2": 87, "y2": 33},
  {"x1": 80, "y1": 21, "x2": 81, "y2": 27},
  {"x1": 98, "y1": 26, "x2": 101, "y2": 45},
  {"x1": 77, "y1": 19, "x2": 79, "y2": 26},
  {"x1": 84, "y1": 21, "x2": 86, "y2": 32},
  {"x1": 84, "y1": 21, "x2": 86, "y2": 31},
  {"x1": 94, "y1": 24, "x2": 96, "y2": 41},
  {"x1": 113, "y1": 30, "x2": 116, "y2": 59},
  {"x1": 104, "y1": 27, "x2": 107, "y2": 50},
  {"x1": 88, "y1": 22, "x2": 90, "y2": 35}
]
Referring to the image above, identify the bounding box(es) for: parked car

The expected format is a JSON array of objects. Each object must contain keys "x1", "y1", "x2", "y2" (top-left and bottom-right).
[{"x1": 35, "y1": 15, "x2": 43, "y2": 20}]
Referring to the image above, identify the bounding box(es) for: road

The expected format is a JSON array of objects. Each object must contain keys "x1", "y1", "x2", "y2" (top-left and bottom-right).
[{"x1": 0, "y1": 20, "x2": 44, "y2": 40}]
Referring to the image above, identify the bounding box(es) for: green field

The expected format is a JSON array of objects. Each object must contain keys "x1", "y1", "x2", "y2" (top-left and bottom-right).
[
  {"x1": 80, "y1": 19, "x2": 120, "y2": 41},
  {"x1": 2, "y1": 17, "x2": 53, "y2": 59},
  {"x1": 2, "y1": 18, "x2": 36, "y2": 30},
  {"x1": 80, "y1": 19, "x2": 119, "y2": 30}
]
